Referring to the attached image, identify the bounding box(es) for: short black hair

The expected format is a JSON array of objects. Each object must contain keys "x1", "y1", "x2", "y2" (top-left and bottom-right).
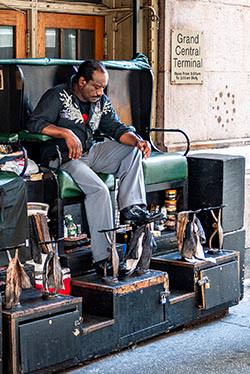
[{"x1": 75, "y1": 60, "x2": 107, "y2": 82}]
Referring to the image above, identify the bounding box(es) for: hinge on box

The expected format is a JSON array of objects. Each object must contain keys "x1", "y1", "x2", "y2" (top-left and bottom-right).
[
  {"x1": 72, "y1": 316, "x2": 83, "y2": 337},
  {"x1": 198, "y1": 276, "x2": 210, "y2": 288},
  {"x1": 159, "y1": 290, "x2": 170, "y2": 304}
]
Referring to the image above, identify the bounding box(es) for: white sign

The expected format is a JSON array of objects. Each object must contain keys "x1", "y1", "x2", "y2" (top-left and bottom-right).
[{"x1": 171, "y1": 29, "x2": 203, "y2": 85}]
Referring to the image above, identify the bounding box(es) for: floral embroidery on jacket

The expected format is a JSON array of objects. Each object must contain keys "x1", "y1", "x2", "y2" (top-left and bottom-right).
[
  {"x1": 59, "y1": 90, "x2": 83, "y2": 124},
  {"x1": 103, "y1": 100, "x2": 112, "y2": 115},
  {"x1": 88, "y1": 99, "x2": 112, "y2": 131},
  {"x1": 89, "y1": 101, "x2": 102, "y2": 131}
]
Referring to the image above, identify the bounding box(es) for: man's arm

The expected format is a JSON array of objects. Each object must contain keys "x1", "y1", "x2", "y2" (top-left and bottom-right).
[
  {"x1": 99, "y1": 96, "x2": 151, "y2": 159},
  {"x1": 119, "y1": 132, "x2": 151, "y2": 159},
  {"x1": 42, "y1": 124, "x2": 83, "y2": 160},
  {"x1": 27, "y1": 88, "x2": 83, "y2": 160}
]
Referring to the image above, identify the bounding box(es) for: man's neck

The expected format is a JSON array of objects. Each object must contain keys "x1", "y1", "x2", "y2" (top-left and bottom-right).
[{"x1": 73, "y1": 82, "x2": 87, "y2": 102}]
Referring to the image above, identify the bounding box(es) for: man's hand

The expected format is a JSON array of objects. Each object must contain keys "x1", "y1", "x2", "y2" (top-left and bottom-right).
[
  {"x1": 136, "y1": 139, "x2": 151, "y2": 159},
  {"x1": 65, "y1": 130, "x2": 83, "y2": 160},
  {"x1": 41, "y1": 124, "x2": 83, "y2": 160},
  {"x1": 119, "y1": 133, "x2": 151, "y2": 159}
]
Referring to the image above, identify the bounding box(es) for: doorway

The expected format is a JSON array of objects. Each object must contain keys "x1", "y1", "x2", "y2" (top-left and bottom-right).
[{"x1": 37, "y1": 13, "x2": 104, "y2": 60}]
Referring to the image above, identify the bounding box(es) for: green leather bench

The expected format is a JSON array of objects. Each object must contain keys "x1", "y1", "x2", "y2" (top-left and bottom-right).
[
  {"x1": 58, "y1": 170, "x2": 115, "y2": 199},
  {"x1": 57, "y1": 153, "x2": 187, "y2": 198},
  {"x1": 19, "y1": 130, "x2": 117, "y2": 196},
  {"x1": 143, "y1": 151, "x2": 187, "y2": 192},
  {"x1": 19, "y1": 130, "x2": 187, "y2": 198},
  {"x1": 56, "y1": 153, "x2": 188, "y2": 199}
]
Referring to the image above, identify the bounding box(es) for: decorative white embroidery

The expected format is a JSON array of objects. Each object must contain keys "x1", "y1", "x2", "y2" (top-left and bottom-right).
[
  {"x1": 103, "y1": 100, "x2": 112, "y2": 115},
  {"x1": 89, "y1": 101, "x2": 102, "y2": 131},
  {"x1": 59, "y1": 90, "x2": 83, "y2": 124}
]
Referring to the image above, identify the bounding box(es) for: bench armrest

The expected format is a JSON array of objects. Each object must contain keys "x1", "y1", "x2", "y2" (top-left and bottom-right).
[
  {"x1": 19, "y1": 130, "x2": 63, "y2": 172},
  {"x1": 19, "y1": 129, "x2": 52, "y2": 142},
  {"x1": 0, "y1": 133, "x2": 19, "y2": 144},
  {"x1": 150, "y1": 128, "x2": 190, "y2": 156}
]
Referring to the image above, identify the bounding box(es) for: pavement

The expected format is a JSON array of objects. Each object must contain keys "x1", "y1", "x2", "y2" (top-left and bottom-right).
[{"x1": 64, "y1": 279, "x2": 250, "y2": 374}]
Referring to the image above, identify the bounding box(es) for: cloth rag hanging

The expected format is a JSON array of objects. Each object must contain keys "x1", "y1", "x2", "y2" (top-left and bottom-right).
[
  {"x1": 177, "y1": 211, "x2": 206, "y2": 261},
  {"x1": 126, "y1": 224, "x2": 157, "y2": 273},
  {"x1": 5, "y1": 249, "x2": 32, "y2": 309}
]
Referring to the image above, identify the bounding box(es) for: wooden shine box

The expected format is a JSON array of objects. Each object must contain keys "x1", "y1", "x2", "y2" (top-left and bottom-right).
[{"x1": 2, "y1": 289, "x2": 82, "y2": 373}]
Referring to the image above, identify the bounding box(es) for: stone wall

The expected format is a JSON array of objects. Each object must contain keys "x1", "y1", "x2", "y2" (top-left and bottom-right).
[{"x1": 157, "y1": 0, "x2": 250, "y2": 149}]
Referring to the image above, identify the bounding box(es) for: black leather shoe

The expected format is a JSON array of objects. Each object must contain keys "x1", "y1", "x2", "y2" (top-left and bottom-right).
[
  {"x1": 94, "y1": 258, "x2": 113, "y2": 277},
  {"x1": 95, "y1": 259, "x2": 133, "y2": 280},
  {"x1": 134, "y1": 268, "x2": 149, "y2": 276},
  {"x1": 120, "y1": 205, "x2": 165, "y2": 224},
  {"x1": 118, "y1": 262, "x2": 136, "y2": 280}
]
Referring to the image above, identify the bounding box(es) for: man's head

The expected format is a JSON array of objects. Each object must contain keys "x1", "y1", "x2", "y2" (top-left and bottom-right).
[{"x1": 74, "y1": 60, "x2": 109, "y2": 102}]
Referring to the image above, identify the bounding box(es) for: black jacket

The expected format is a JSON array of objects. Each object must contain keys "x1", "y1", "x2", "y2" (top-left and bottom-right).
[{"x1": 27, "y1": 77, "x2": 133, "y2": 155}]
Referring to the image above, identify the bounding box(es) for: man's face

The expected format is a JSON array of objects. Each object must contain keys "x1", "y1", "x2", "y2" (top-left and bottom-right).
[{"x1": 79, "y1": 69, "x2": 109, "y2": 102}]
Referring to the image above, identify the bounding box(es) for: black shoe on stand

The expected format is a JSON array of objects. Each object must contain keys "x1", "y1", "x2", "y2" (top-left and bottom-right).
[
  {"x1": 120, "y1": 205, "x2": 164, "y2": 225},
  {"x1": 118, "y1": 262, "x2": 135, "y2": 280},
  {"x1": 94, "y1": 258, "x2": 113, "y2": 277},
  {"x1": 95, "y1": 258, "x2": 135, "y2": 280}
]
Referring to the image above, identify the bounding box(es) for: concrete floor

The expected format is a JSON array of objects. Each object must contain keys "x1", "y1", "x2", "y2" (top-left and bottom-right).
[{"x1": 245, "y1": 248, "x2": 250, "y2": 278}]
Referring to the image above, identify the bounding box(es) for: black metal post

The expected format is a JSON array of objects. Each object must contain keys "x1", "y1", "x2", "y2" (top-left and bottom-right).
[{"x1": 133, "y1": 0, "x2": 140, "y2": 57}]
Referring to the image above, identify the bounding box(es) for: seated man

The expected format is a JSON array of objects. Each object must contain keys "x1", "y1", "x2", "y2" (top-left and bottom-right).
[{"x1": 27, "y1": 60, "x2": 162, "y2": 278}]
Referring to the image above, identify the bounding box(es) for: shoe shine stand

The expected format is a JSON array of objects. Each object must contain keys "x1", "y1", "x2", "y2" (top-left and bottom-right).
[
  {"x1": 69, "y1": 201, "x2": 240, "y2": 363},
  {"x1": 0, "y1": 60, "x2": 243, "y2": 373},
  {"x1": 69, "y1": 220, "x2": 170, "y2": 357}
]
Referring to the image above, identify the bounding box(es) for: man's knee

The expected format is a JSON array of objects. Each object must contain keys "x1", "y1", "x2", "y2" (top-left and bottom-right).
[{"x1": 96, "y1": 181, "x2": 110, "y2": 198}]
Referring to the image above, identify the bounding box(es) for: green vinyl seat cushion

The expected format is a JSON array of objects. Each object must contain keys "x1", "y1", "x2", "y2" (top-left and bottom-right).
[
  {"x1": 0, "y1": 133, "x2": 19, "y2": 143},
  {"x1": 142, "y1": 152, "x2": 188, "y2": 186},
  {"x1": 18, "y1": 130, "x2": 188, "y2": 197},
  {"x1": 58, "y1": 170, "x2": 115, "y2": 199},
  {"x1": 58, "y1": 152, "x2": 187, "y2": 199}
]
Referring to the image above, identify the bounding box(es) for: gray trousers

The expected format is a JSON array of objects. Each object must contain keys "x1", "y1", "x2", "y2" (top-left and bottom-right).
[{"x1": 61, "y1": 140, "x2": 146, "y2": 262}]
